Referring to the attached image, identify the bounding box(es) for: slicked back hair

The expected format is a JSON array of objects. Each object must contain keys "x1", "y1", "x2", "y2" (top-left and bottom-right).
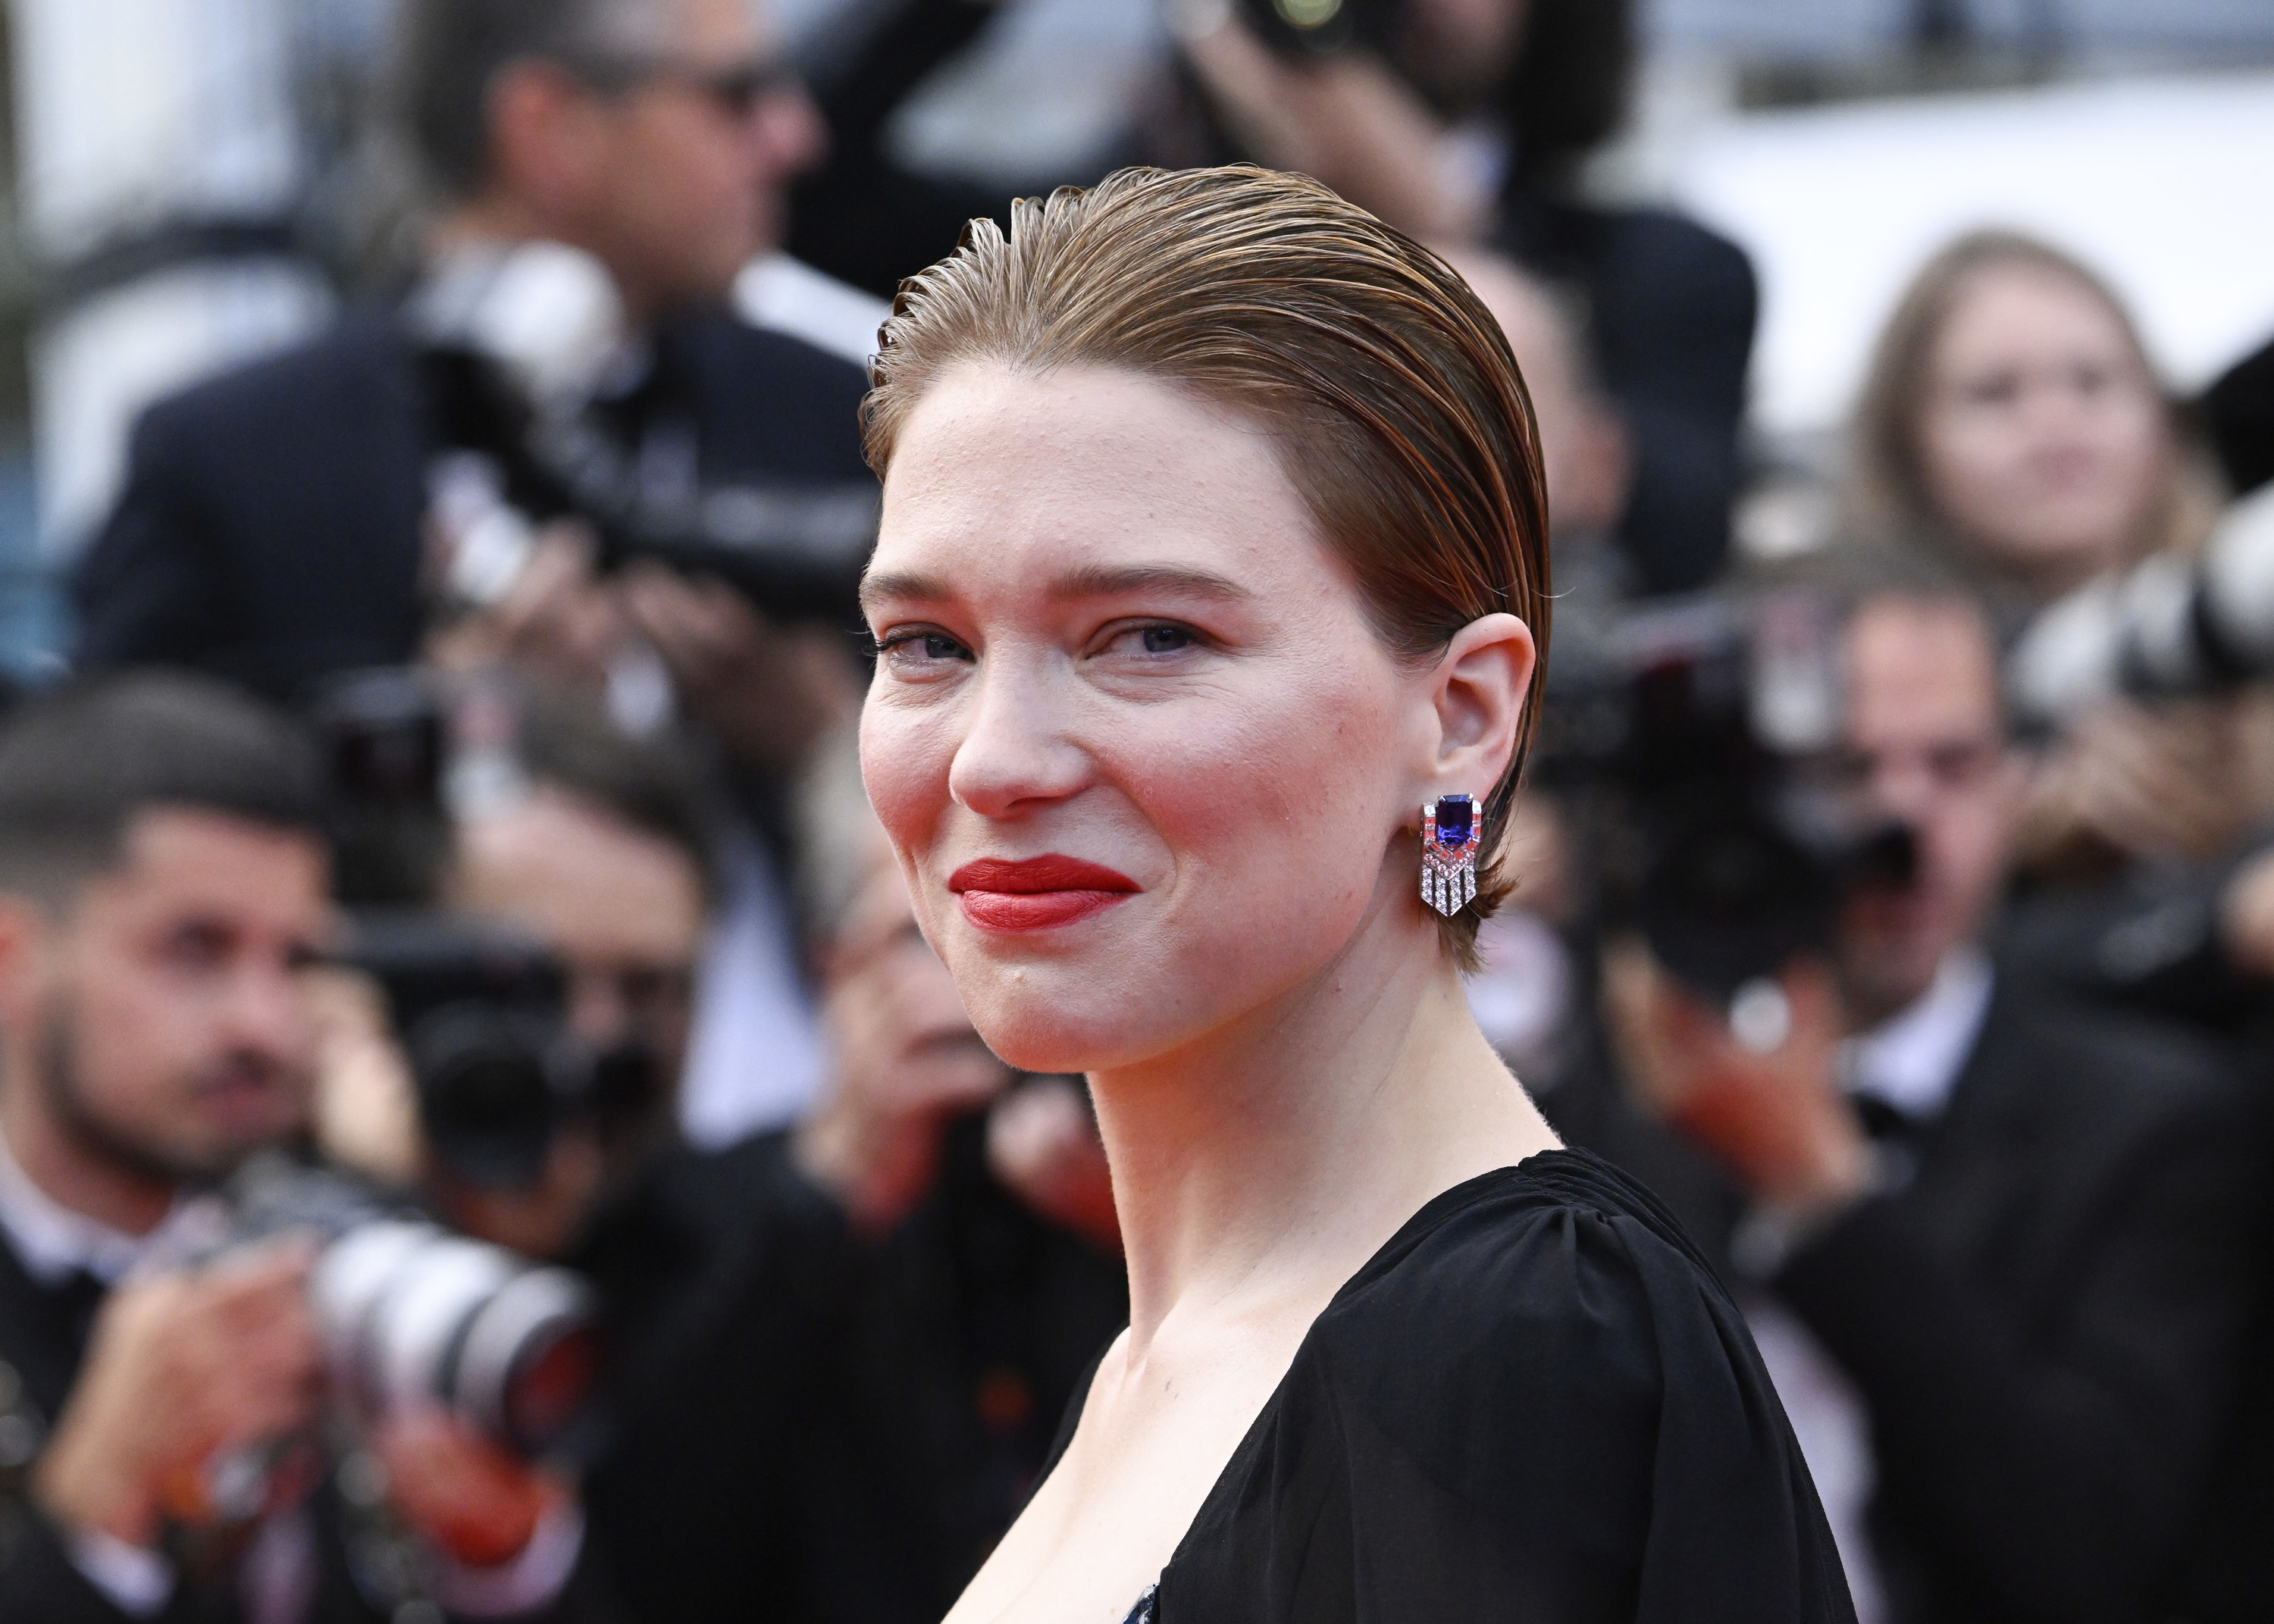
[
  {"x1": 0, "y1": 673, "x2": 325, "y2": 910},
  {"x1": 387, "y1": 0, "x2": 672, "y2": 200},
  {"x1": 862, "y1": 165, "x2": 1552, "y2": 968}
]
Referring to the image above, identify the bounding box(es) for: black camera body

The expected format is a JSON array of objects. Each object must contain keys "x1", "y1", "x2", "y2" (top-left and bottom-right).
[
  {"x1": 343, "y1": 911, "x2": 666, "y2": 1192},
  {"x1": 1538, "y1": 592, "x2": 1915, "y2": 1007},
  {"x1": 417, "y1": 343, "x2": 876, "y2": 631}
]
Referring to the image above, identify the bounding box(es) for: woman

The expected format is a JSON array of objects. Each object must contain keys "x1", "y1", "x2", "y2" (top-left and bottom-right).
[
  {"x1": 857, "y1": 166, "x2": 1851, "y2": 1623},
  {"x1": 1850, "y1": 230, "x2": 2219, "y2": 605},
  {"x1": 1850, "y1": 231, "x2": 2270, "y2": 871}
]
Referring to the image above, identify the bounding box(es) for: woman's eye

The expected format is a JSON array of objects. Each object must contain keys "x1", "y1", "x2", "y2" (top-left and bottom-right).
[
  {"x1": 876, "y1": 630, "x2": 973, "y2": 668},
  {"x1": 1092, "y1": 622, "x2": 1205, "y2": 662}
]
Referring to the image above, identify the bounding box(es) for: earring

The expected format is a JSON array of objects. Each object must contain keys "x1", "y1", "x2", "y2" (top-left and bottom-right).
[{"x1": 1420, "y1": 793, "x2": 1477, "y2": 917}]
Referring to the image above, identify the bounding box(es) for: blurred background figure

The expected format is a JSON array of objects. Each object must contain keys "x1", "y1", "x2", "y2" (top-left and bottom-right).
[
  {"x1": 1164, "y1": 0, "x2": 1757, "y2": 596},
  {"x1": 1599, "y1": 577, "x2": 2264, "y2": 1624},
  {"x1": 310, "y1": 696, "x2": 1124, "y2": 1622},
  {"x1": 0, "y1": 673, "x2": 594, "y2": 1624},
  {"x1": 1841, "y1": 230, "x2": 2274, "y2": 881}
]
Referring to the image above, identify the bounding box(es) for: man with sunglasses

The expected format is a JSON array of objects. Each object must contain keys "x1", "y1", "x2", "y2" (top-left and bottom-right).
[
  {"x1": 75, "y1": 0, "x2": 869, "y2": 718},
  {"x1": 77, "y1": 0, "x2": 879, "y2": 1166}
]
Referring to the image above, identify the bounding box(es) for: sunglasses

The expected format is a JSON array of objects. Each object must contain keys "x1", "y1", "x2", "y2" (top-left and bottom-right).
[{"x1": 572, "y1": 52, "x2": 804, "y2": 119}]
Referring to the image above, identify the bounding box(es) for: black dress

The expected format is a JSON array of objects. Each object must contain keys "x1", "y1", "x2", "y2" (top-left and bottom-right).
[{"x1": 1031, "y1": 1150, "x2": 1854, "y2": 1624}]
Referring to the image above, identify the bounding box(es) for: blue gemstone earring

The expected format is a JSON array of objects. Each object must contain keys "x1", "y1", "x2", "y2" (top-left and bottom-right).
[{"x1": 1420, "y1": 793, "x2": 1477, "y2": 917}]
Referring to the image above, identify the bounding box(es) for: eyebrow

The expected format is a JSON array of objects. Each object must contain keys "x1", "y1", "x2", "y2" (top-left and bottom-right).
[
  {"x1": 859, "y1": 562, "x2": 1255, "y2": 615},
  {"x1": 859, "y1": 569, "x2": 951, "y2": 614}
]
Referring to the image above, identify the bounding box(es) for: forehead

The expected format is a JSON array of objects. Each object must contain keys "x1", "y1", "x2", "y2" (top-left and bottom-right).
[
  {"x1": 663, "y1": 0, "x2": 762, "y2": 52},
  {"x1": 872, "y1": 364, "x2": 1339, "y2": 606},
  {"x1": 1936, "y1": 264, "x2": 2132, "y2": 367},
  {"x1": 453, "y1": 789, "x2": 703, "y2": 962},
  {"x1": 1844, "y1": 598, "x2": 2000, "y2": 743},
  {"x1": 90, "y1": 806, "x2": 329, "y2": 925}
]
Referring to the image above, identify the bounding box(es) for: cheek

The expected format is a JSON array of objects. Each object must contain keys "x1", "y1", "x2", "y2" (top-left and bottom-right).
[
  {"x1": 1106, "y1": 663, "x2": 1405, "y2": 921},
  {"x1": 1928, "y1": 410, "x2": 2021, "y2": 500},
  {"x1": 860, "y1": 700, "x2": 956, "y2": 872},
  {"x1": 63, "y1": 965, "x2": 189, "y2": 1097}
]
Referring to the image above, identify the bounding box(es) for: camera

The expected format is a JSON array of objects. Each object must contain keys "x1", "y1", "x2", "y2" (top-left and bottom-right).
[
  {"x1": 2009, "y1": 481, "x2": 2274, "y2": 724},
  {"x1": 213, "y1": 1157, "x2": 603, "y2": 1464},
  {"x1": 1537, "y1": 590, "x2": 1915, "y2": 1014},
  {"x1": 408, "y1": 243, "x2": 878, "y2": 630},
  {"x1": 1236, "y1": 0, "x2": 1396, "y2": 58},
  {"x1": 344, "y1": 911, "x2": 667, "y2": 1191}
]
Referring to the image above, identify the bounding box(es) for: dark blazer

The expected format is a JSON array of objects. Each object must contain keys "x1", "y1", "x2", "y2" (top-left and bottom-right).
[
  {"x1": 73, "y1": 306, "x2": 875, "y2": 700},
  {"x1": 575, "y1": 1119, "x2": 1127, "y2": 1624},
  {"x1": 0, "y1": 1227, "x2": 411, "y2": 1624},
  {"x1": 1769, "y1": 975, "x2": 2266, "y2": 1624},
  {"x1": 1495, "y1": 191, "x2": 1759, "y2": 597}
]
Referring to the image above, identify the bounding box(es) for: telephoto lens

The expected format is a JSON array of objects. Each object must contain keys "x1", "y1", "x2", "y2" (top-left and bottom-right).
[
  {"x1": 225, "y1": 1157, "x2": 603, "y2": 1460},
  {"x1": 309, "y1": 1218, "x2": 600, "y2": 1458}
]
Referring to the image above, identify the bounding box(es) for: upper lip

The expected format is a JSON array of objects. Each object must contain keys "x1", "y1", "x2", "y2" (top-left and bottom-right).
[{"x1": 948, "y1": 856, "x2": 1139, "y2": 894}]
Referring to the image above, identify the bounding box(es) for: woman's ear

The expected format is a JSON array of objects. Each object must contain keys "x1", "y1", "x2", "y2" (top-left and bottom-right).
[{"x1": 1423, "y1": 612, "x2": 1536, "y2": 801}]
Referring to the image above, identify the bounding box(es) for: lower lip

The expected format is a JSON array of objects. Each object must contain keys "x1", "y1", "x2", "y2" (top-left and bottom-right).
[{"x1": 957, "y1": 890, "x2": 1133, "y2": 933}]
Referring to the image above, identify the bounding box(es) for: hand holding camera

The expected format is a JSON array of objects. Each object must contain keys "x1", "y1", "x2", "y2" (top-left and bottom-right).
[
  {"x1": 1603, "y1": 940, "x2": 1873, "y2": 1219},
  {"x1": 33, "y1": 1240, "x2": 322, "y2": 1547}
]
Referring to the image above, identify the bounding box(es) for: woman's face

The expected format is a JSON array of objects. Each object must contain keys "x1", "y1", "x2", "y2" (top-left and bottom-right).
[
  {"x1": 860, "y1": 365, "x2": 1447, "y2": 1075},
  {"x1": 1915, "y1": 264, "x2": 2169, "y2": 589}
]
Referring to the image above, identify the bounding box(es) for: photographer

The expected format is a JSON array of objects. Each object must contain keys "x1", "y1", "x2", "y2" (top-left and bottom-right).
[
  {"x1": 1604, "y1": 580, "x2": 2266, "y2": 1623},
  {"x1": 1846, "y1": 231, "x2": 2266, "y2": 879},
  {"x1": 0, "y1": 674, "x2": 578, "y2": 1624},
  {"x1": 363, "y1": 700, "x2": 1121, "y2": 1620},
  {"x1": 74, "y1": 0, "x2": 871, "y2": 771},
  {"x1": 1163, "y1": 0, "x2": 1753, "y2": 594}
]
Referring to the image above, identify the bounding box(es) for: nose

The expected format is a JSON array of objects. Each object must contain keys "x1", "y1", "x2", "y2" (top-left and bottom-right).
[
  {"x1": 222, "y1": 956, "x2": 317, "y2": 1066},
  {"x1": 947, "y1": 656, "x2": 1091, "y2": 819},
  {"x1": 1868, "y1": 756, "x2": 1938, "y2": 827},
  {"x1": 750, "y1": 81, "x2": 827, "y2": 183}
]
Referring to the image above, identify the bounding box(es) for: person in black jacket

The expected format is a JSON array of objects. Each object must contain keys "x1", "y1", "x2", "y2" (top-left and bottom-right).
[
  {"x1": 2201, "y1": 329, "x2": 2274, "y2": 502},
  {"x1": 1605, "y1": 582, "x2": 2267, "y2": 1623},
  {"x1": 0, "y1": 673, "x2": 591, "y2": 1624},
  {"x1": 368, "y1": 699, "x2": 1126, "y2": 1622},
  {"x1": 1164, "y1": 0, "x2": 1754, "y2": 595},
  {"x1": 75, "y1": 0, "x2": 873, "y2": 731}
]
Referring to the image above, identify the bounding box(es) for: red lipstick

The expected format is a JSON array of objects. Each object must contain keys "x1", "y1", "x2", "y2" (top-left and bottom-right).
[{"x1": 948, "y1": 855, "x2": 1140, "y2": 933}]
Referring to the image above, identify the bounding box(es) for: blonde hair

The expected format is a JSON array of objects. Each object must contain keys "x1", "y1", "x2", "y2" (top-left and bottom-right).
[{"x1": 862, "y1": 165, "x2": 1552, "y2": 967}]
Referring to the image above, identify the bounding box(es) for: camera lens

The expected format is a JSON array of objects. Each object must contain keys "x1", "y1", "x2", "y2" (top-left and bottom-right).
[
  {"x1": 310, "y1": 1220, "x2": 601, "y2": 1459},
  {"x1": 412, "y1": 1005, "x2": 565, "y2": 1188}
]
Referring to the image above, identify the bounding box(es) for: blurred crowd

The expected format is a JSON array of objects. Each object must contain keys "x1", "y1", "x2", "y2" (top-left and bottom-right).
[{"x1": 0, "y1": 0, "x2": 2269, "y2": 1622}]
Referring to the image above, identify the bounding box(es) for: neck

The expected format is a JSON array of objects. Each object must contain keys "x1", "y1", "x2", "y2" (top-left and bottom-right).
[
  {"x1": 0, "y1": 1045, "x2": 176, "y2": 1238},
  {"x1": 1089, "y1": 868, "x2": 1558, "y2": 1349},
  {"x1": 427, "y1": 198, "x2": 662, "y2": 330}
]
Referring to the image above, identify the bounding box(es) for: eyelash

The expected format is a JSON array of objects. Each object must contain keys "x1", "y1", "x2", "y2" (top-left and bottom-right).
[{"x1": 873, "y1": 628, "x2": 972, "y2": 660}]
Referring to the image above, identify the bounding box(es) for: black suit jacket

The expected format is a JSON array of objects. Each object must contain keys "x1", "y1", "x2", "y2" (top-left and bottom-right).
[
  {"x1": 1770, "y1": 975, "x2": 2266, "y2": 1624},
  {"x1": 1495, "y1": 191, "x2": 1759, "y2": 597},
  {"x1": 74, "y1": 306, "x2": 875, "y2": 699},
  {"x1": 574, "y1": 1120, "x2": 1127, "y2": 1624},
  {"x1": 0, "y1": 1227, "x2": 418, "y2": 1624}
]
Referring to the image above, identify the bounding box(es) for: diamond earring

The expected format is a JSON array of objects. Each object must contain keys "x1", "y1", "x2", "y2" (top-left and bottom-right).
[{"x1": 1420, "y1": 793, "x2": 1477, "y2": 917}]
